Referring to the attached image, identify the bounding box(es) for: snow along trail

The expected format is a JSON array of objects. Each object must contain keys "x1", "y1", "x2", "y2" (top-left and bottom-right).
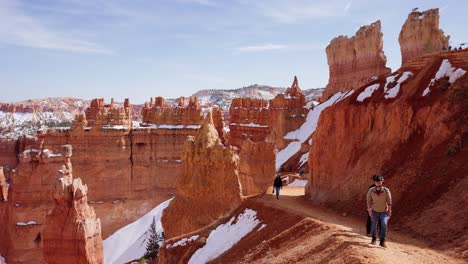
[
  {"x1": 103, "y1": 198, "x2": 173, "y2": 264},
  {"x1": 277, "y1": 90, "x2": 354, "y2": 170}
]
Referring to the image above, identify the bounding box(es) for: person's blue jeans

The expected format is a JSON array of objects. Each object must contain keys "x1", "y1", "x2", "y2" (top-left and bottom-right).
[
  {"x1": 371, "y1": 210, "x2": 389, "y2": 241},
  {"x1": 275, "y1": 187, "x2": 281, "y2": 199}
]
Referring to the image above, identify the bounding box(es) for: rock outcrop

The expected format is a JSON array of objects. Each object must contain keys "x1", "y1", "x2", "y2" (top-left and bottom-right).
[
  {"x1": 161, "y1": 112, "x2": 242, "y2": 238},
  {"x1": 324, "y1": 21, "x2": 391, "y2": 100},
  {"x1": 43, "y1": 145, "x2": 103, "y2": 264},
  {"x1": 399, "y1": 8, "x2": 450, "y2": 65},
  {"x1": 228, "y1": 76, "x2": 307, "y2": 150},
  {"x1": 85, "y1": 98, "x2": 131, "y2": 128},
  {"x1": 308, "y1": 50, "x2": 468, "y2": 254},
  {"x1": 238, "y1": 140, "x2": 276, "y2": 196}
]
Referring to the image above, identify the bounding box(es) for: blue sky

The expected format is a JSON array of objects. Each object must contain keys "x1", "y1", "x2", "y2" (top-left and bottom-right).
[{"x1": 0, "y1": 0, "x2": 466, "y2": 104}]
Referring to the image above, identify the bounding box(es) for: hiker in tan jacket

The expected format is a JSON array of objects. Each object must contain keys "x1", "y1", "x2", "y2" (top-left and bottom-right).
[{"x1": 366, "y1": 175, "x2": 392, "y2": 247}]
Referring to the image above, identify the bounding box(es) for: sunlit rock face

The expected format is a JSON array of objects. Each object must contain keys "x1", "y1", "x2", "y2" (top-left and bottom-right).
[
  {"x1": 399, "y1": 8, "x2": 450, "y2": 65},
  {"x1": 323, "y1": 20, "x2": 391, "y2": 100}
]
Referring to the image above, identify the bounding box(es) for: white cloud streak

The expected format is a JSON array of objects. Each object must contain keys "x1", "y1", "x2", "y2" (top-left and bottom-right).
[
  {"x1": 235, "y1": 43, "x2": 286, "y2": 54},
  {"x1": 0, "y1": 1, "x2": 112, "y2": 54},
  {"x1": 241, "y1": 0, "x2": 353, "y2": 23},
  {"x1": 344, "y1": 0, "x2": 352, "y2": 13}
]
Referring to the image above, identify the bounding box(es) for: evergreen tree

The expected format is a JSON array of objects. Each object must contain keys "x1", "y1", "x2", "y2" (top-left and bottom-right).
[{"x1": 143, "y1": 217, "x2": 165, "y2": 260}]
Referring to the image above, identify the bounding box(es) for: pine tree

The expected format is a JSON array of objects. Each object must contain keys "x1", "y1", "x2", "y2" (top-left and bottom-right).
[{"x1": 143, "y1": 217, "x2": 166, "y2": 260}]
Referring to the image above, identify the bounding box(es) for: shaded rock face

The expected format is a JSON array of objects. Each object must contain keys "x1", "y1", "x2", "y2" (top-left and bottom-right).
[
  {"x1": 324, "y1": 21, "x2": 391, "y2": 100},
  {"x1": 399, "y1": 8, "x2": 449, "y2": 65},
  {"x1": 238, "y1": 140, "x2": 276, "y2": 196},
  {"x1": 308, "y1": 50, "x2": 468, "y2": 253},
  {"x1": 228, "y1": 76, "x2": 307, "y2": 149},
  {"x1": 43, "y1": 145, "x2": 103, "y2": 264},
  {"x1": 161, "y1": 113, "x2": 242, "y2": 239}
]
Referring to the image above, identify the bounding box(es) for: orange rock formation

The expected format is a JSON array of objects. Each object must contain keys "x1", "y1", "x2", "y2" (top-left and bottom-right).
[
  {"x1": 228, "y1": 76, "x2": 306, "y2": 149},
  {"x1": 324, "y1": 21, "x2": 391, "y2": 100},
  {"x1": 43, "y1": 145, "x2": 103, "y2": 264},
  {"x1": 308, "y1": 50, "x2": 468, "y2": 253},
  {"x1": 85, "y1": 98, "x2": 131, "y2": 128},
  {"x1": 161, "y1": 112, "x2": 242, "y2": 238},
  {"x1": 399, "y1": 8, "x2": 450, "y2": 65}
]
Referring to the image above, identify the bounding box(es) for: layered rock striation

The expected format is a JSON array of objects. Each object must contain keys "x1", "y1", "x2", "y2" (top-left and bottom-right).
[
  {"x1": 43, "y1": 145, "x2": 103, "y2": 264},
  {"x1": 324, "y1": 21, "x2": 391, "y2": 100},
  {"x1": 399, "y1": 8, "x2": 450, "y2": 65}
]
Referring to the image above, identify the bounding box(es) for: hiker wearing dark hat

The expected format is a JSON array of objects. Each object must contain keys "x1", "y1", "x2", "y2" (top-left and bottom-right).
[
  {"x1": 273, "y1": 173, "x2": 283, "y2": 200},
  {"x1": 366, "y1": 175, "x2": 392, "y2": 247}
]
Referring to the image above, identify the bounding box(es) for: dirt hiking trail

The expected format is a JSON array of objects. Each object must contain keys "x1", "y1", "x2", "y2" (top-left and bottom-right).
[{"x1": 213, "y1": 186, "x2": 465, "y2": 264}]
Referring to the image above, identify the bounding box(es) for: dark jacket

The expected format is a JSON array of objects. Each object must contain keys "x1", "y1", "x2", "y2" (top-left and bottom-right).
[{"x1": 273, "y1": 177, "x2": 283, "y2": 188}]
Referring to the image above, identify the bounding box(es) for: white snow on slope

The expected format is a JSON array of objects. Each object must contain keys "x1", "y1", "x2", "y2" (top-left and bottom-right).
[
  {"x1": 188, "y1": 208, "x2": 261, "y2": 264},
  {"x1": 357, "y1": 83, "x2": 380, "y2": 102},
  {"x1": 299, "y1": 152, "x2": 308, "y2": 167},
  {"x1": 166, "y1": 235, "x2": 199, "y2": 249},
  {"x1": 289, "y1": 180, "x2": 308, "y2": 187},
  {"x1": 103, "y1": 198, "x2": 173, "y2": 264},
  {"x1": 384, "y1": 71, "x2": 413, "y2": 99},
  {"x1": 16, "y1": 221, "x2": 39, "y2": 226},
  {"x1": 422, "y1": 59, "x2": 466, "y2": 96},
  {"x1": 277, "y1": 90, "x2": 354, "y2": 170},
  {"x1": 0, "y1": 254, "x2": 6, "y2": 264}
]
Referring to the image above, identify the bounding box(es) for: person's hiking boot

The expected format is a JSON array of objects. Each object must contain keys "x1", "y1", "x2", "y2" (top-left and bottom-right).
[
  {"x1": 371, "y1": 238, "x2": 377, "y2": 245},
  {"x1": 380, "y1": 240, "x2": 386, "y2": 248}
]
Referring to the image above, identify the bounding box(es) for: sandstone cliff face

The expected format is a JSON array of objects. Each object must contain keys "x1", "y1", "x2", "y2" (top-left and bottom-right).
[
  {"x1": 324, "y1": 21, "x2": 391, "y2": 100},
  {"x1": 161, "y1": 112, "x2": 242, "y2": 239},
  {"x1": 228, "y1": 76, "x2": 306, "y2": 150},
  {"x1": 142, "y1": 96, "x2": 203, "y2": 126},
  {"x1": 0, "y1": 167, "x2": 7, "y2": 202},
  {"x1": 399, "y1": 8, "x2": 449, "y2": 65},
  {"x1": 85, "y1": 98, "x2": 131, "y2": 128},
  {"x1": 308, "y1": 50, "x2": 468, "y2": 253},
  {"x1": 238, "y1": 140, "x2": 276, "y2": 196},
  {"x1": 43, "y1": 145, "x2": 103, "y2": 264}
]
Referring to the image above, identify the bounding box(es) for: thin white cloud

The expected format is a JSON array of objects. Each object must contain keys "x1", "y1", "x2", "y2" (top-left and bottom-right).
[
  {"x1": 175, "y1": 0, "x2": 218, "y2": 7},
  {"x1": 0, "y1": 1, "x2": 112, "y2": 54},
  {"x1": 235, "y1": 43, "x2": 286, "y2": 54},
  {"x1": 344, "y1": 0, "x2": 352, "y2": 13},
  {"x1": 241, "y1": 0, "x2": 353, "y2": 23}
]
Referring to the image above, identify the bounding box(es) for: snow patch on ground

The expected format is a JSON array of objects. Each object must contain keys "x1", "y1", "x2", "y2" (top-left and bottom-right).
[
  {"x1": 188, "y1": 208, "x2": 261, "y2": 264},
  {"x1": 16, "y1": 221, "x2": 39, "y2": 226},
  {"x1": 103, "y1": 198, "x2": 173, "y2": 264},
  {"x1": 357, "y1": 83, "x2": 380, "y2": 102},
  {"x1": 277, "y1": 90, "x2": 353, "y2": 170},
  {"x1": 422, "y1": 59, "x2": 466, "y2": 96},
  {"x1": 384, "y1": 71, "x2": 413, "y2": 99},
  {"x1": 230, "y1": 123, "x2": 269, "y2": 128},
  {"x1": 257, "y1": 224, "x2": 267, "y2": 231},
  {"x1": 289, "y1": 180, "x2": 308, "y2": 187},
  {"x1": 166, "y1": 235, "x2": 199, "y2": 249},
  {"x1": 0, "y1": 255, "x2": 6, "y2": 264},
  {"x1": 299, "y1": 152, "x2": 308, "y2": 167}
]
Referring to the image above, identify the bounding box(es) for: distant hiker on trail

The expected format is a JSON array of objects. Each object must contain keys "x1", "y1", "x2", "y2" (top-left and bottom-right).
[
  {"x1": 366, "y1": 175, "x2": 392, "y2": 247},
  {"x1": 366, "y1": 175, "x2": 381, "y2": 237},
  {"x1": 273, "y1": 173, "x2": 283, "y2": 200}
]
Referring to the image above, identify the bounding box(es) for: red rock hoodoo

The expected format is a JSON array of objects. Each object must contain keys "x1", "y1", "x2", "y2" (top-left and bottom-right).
[
  {"x1": 308, "y1": 50, "x2": 468, "y2": 254},
  {"x1": 161, "y1": 112, "x2": 242, "y2": 238},
  {"x1": 228, "y1": 76, "x2": 307, "y2": 150},
  {"x1": 43, "y1": 145, "x2": 103, "y2": 264},
  {"x1": 399, "y1": 8, "x2": 450, "y2": 65},
  {"x1": 324, "y1": 20, "x2": 391, "y2": 100}
]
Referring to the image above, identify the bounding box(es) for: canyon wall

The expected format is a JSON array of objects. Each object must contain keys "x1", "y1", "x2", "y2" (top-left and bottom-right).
[
  {"x1": 0, "y1": 97, "x2": 204, "y2": 263},
  {"x1": 228, "y1": 76, "x2": 307, "y2": 150},
  {"x1": 399, "y1": 8, "x2": 450, "y2": 65},
  {"x1": 324, "y1": 20, "x2": 391, "y2": 100},
  {"x1": 308, "y1": 50, "x2": 468, "y2": 253},
  {"x1": 43, "y1": 145, "x2": 103, "y2": 264}
]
